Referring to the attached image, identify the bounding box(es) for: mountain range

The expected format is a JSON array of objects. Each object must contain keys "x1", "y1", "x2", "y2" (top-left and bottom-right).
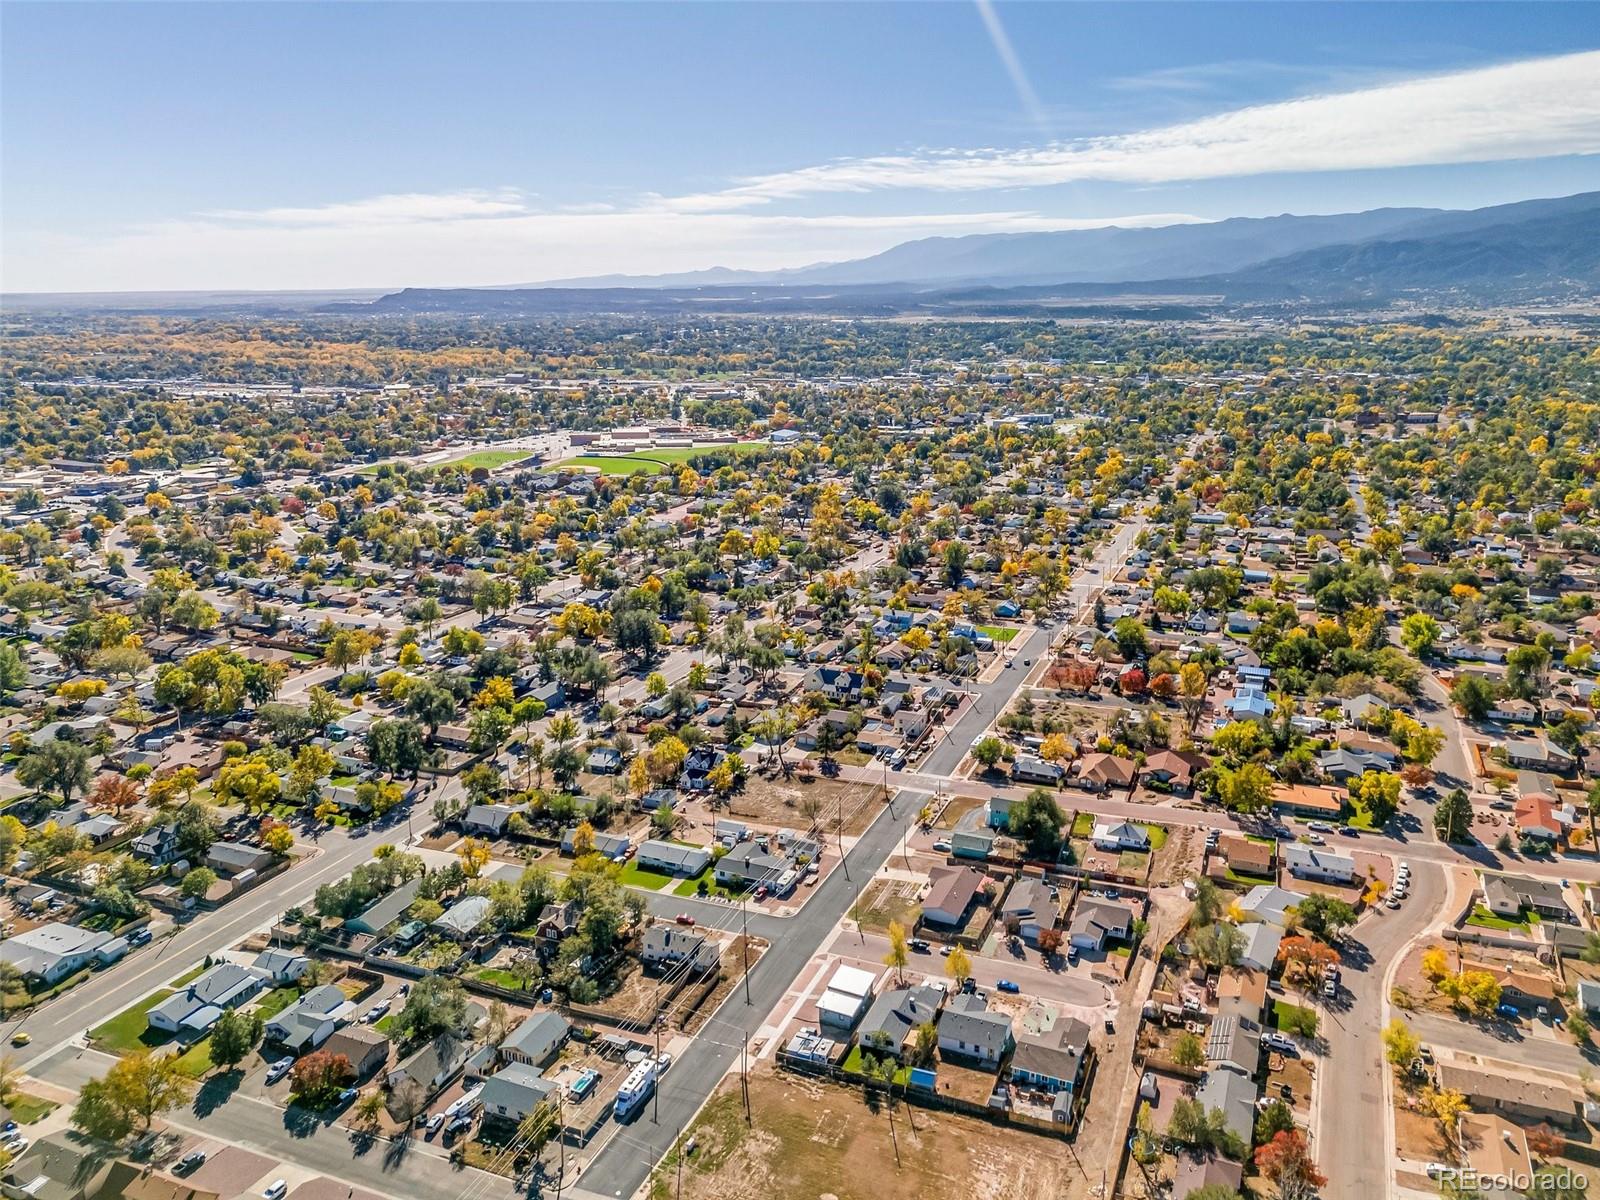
[{"x1": 338, "y1": 190, "x2": 1600, "y2": 318}]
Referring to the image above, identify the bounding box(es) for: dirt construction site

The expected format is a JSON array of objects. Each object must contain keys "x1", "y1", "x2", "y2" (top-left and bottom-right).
[{"x1": 648, "y1": 1064, "x2": 1085, "y2": 1200}]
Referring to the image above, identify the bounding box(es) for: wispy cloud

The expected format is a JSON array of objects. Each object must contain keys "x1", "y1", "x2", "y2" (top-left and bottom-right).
[
  {"x1": 661, "y1": 50, "x2": 1600, "y2": 210},
  {"x1": 974, "y1": 0, "x2": 1050, "y2": 139},
  {"x1": 201, "y1": 190, "x2": 528, "y2": 226}
]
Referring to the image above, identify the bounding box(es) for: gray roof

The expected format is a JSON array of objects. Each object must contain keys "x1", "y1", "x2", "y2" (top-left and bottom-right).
[
  {"x1": 502, "y1": 1011, "x2": 569, "y2": 1064},
  {"x1": 480, "y1": 1062, "x2": 557, "y2": 1120},
  {"x1": 346, "y1": 877, "x2": 422, "y2": 934},
  {"x1": 1194, "y1": 1065, "x2": 1259, "y2": 1145},
  {"x1": 858, "y1": 985, "x2": 944, "y2": 1052},
  {"x1": 1204, "y1": 1015, "x2": 1261, "y2": 1075},
  {"x1": 1009, "y1": 1017, "x2": 1089, "y2": 1085},
  {"x1": 433, "y1": 894, "x2": 493, "y2": 937},
  {"x1": 937, "y1": 1000, "x2": 1013, "y2": 1058}
]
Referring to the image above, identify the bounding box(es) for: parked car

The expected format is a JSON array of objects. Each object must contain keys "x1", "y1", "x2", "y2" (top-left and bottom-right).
[
  {"x1": 426, "y1": 1113, "x2": 446, "y2": 1134},
  {"x1": 675, "y1": 913, "x2": 696, "y2": 926},
  {"x1": 175, "y1": 1151, "x2": 207, "y2": 1174},
  {"x1": 264, "y1": 1183, "x2": 288, "y2": 1200},
  {"x1": 365, "y1": 1000, "x2": 391, "y2": 1024},
  {"x1": 995, "y1": 979, "x2": 1020, "y2": 994},
  {"x1": 1262, "y1": 1033, "x2": 1298, "y2": 1055},
  {"x1": 931, "y1": 840, "x2": 952, "y2": 853},
  {"x1": 909, "y1": 938, "x2": 931, "y2": 953},
  {"x1": 265, "y1": 1057, "x2": 294, "y2": 1084},
  {"x1": 339, "y1": 1088, "x2": 359, "y2": 1105}
]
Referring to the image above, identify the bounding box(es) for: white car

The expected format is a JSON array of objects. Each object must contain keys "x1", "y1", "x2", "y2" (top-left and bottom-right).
[
  {"x1": 264, "y1": 1183, "x2": 288, "y2": 1200},
  {"x1": 1262, "y1": 1033, "x2": 1297, "y2": 1055},
  {"x1": 264, "y1": 1057, "x2": 294, "y2": 1084}
]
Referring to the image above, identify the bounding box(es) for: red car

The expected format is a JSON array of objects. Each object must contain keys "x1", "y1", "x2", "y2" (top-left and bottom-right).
[{"x1": 675, "y1": 913, "x2": 695, "y2": 926}]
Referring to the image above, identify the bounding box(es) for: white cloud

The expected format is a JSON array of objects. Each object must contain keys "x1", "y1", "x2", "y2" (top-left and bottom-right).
[
  {"x1": 7, "y1": 207, "x2": 1209, "y2": 293},
  {"x1": 662, "y1": 50, "x2": 1600, "y2": 210},
  {"x1": 200, "y1": 189, "x2": 529, "y2": 226}
]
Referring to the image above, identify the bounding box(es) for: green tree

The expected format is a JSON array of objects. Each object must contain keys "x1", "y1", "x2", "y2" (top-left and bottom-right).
[
  {"x1": 1006, "y1": 788, "x2": 1066, "y2": 858},
  {"x1": 1382, "y1": 1018, "x2": 1420, "y2": 1067},
  {"x1": 1434, "y1": 788, "x2": 1473, "y2": 843},
  {"x1": 1172, "y1": 1031, "x2": 1205, "y2": 1069},
  {"x1": 208, "y1": 1010, "x2": 262, "y2": 1072},
  {"x1": 180, "y1": 867, "x2": 218, "y2": 900},
  {"x1": 1400, "y1": 612, "x2": 1441, "y2": 657},
  {"x1": 971, "y1": 736, "x2": 1005, "y2": 771},
  {"x1": 17, "y1": 738, "x2": 92, "y2": 805},
  {"x1": 1450, "y1": 675, "x2": 1496, "y2": 721}
]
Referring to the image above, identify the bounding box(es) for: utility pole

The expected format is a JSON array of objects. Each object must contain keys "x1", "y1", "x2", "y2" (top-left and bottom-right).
[
  {"x1": 653, "y1": 1015, "x2": 662, "y2": 1123},
  {"x1": 676, "y1": 1124, "x2": 685, "y2": 1200},
  {"x1": 741, "y1": 1040, "x2": 751, "y2": 1125},
  {"x1": 741, "y1": 899, "x2": 751, "y2": 1004}
]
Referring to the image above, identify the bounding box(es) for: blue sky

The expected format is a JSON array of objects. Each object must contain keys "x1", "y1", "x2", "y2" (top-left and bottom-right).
[{"x1": 4, "y1": 1, "x2": 1599, "y2": 292}]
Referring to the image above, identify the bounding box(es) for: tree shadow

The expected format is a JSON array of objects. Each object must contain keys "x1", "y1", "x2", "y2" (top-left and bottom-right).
[
  {"x1": 191, "y1": 1071, "x2": 241, "y2": 1118},
  {"x1": 382, "y1": 1130, "x2": 413, "y2": 1171},
  {"x1": 281, "y1": 1102, "x2": 330, "y2": 1139}
]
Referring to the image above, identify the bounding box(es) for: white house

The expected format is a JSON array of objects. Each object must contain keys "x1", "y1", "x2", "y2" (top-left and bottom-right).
[
  {"x1": 1090, "y1": 821, "x2": 1150, "y2": 852},
  {"x1": 1282, "y1": 844, "x2": 1356, "y2": 884},
  {"x1": 816, "y1": 964, "x2": 877, "y2": 1030}
]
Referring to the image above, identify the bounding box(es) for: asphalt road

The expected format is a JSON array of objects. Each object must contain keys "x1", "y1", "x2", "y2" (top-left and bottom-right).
[
  {"x1": 1405, "y1": 1008, "x2": 1599, "y2": 1077},
  {"x1": 3, "y1": 826, "x2": 382, "y2": 1062},
  {"x1": 576, "y1": 517, "x2": 1146, "y2": 1198},
  {"x1": 1315, "y1": 859, "x2": 1447, "y2": 1197}
]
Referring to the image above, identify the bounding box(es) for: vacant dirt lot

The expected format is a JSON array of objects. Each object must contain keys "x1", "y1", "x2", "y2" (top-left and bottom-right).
[
  {"x1": 723, "y1": 776, "x2": 888, "y2": 837},
  {"x1": 649, "y1": 1066, "x2": 1081, "y2": 1200}
]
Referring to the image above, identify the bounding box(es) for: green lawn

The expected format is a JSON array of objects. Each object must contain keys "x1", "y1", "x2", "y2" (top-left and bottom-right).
[
  {"x1": 840, "y1": 1046, "x2": 911, "y2": 1085},
  {"x1": 1142, "y1": 824, "x2": 1169, "y2": 850},
  {"x1": 558, "y1": 445, "x2": 758, "y2": 476},
  {"x1": 672, "y1": 871, "x2": 741, "y2": 900},
  {"x1": 1466, "y1": 904, "x2": 1530, "y2": 932},
  {"x1": 617, "y1": 861, "x2": 679, "y2": 891},
  {"x1": 7, "y1": 1093, "x2": 58, "y2": 1124},
  {"x1": 473, "y1": 967, "x2": 530, "y2": 991},
  {"x1": 1071, "y1": 812, "x2": 1095, "y2": 838},
  {"x1": 1272, "y1": 999, "x2": 1319, "y2": 1037},
  {"x1": 443, "y1": 448, "x2": 535, "y2": 471},
  {"x1": 1347, "y1": 803, "x2": 1381, "y2": 832},
  {"x1": 253, "y1": 987, "x2": 300, "y2": 1020},
  {"x1": 173, "y1": 1038, "x2": 215, "y2": 1078},
  {"x1": 90, "y1": 989, "x2": 175, "y2": 1054},
  {"x1": 977, "y1": 625, "x2": 1020, "y2": 643},
  {"x1": 374, "y1": 1013, "x2": 396, "y2": 1034}
]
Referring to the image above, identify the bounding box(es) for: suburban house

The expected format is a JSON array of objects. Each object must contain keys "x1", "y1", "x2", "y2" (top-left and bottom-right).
[
  {"x1": 1236, "y1": 885, "x2": 1306, "y2": 927},
  {"x1": 1076, "y1": 753, "x2": 1137, "y2": 792},
  {"x1": 388, "y1": 1032, "x2": 471, "y2": 1098},
  {"x1": 1010, "y1": 755, "x2": 1065, "y2": 786},
  {"x1": 1238, "y1": 924, "x2": 1283, "y2": 974},
  {"x1": 1008, "y1": 1016, "x2": 1091, "y2": 1095},
  {"x1": 0, "y1": 923, "x2": 112, "y2": 985},
  {"x1": 1271, "y1": 783, "x2": 1345, "y2": 820},
  {"x1": 713, "y1": 841, "x2": 792, "y2": 892},
  {"x1": 1282, "y1": 844, "x2": 1357, "y2": 884},
  {"x1": 857, "y1": 984, "x2": 945, "y2": 1058},
  {"x1": 464, "y1": 803, "x2": 517, "y2": 837},
  {"x1": 920, "y1": 865, "x2": 986, "y2": 928},
  {"x1": 1195, "y1": 1066, "x2": 1259, "y2": 1147},
  {"x1": 636, "y1": 840, "x2": 712, "y2": 877},
  {"x1": 323, "y1": 1026, "x2": 392, "y2": 1080},
  {"x1": 250, "y1": 948, "x2": 310, "y2": 985},
  {"x1": 805, "y1": 666, "x2": 865, "y2": 702},
  {"x1": 1218, "y1": 836, "x2": 1274, "y2": 879},
  {"x1": 1068, "y1": 899, "x2": 1133, "y2": 951},
  {"x1": 561, "y1": 828, "x2": 630, "y2": 858},
  {"x1": 147, "y1": 963, "x2": 265, "y2": 1036},
  {"x1": 204, "y1": 841, "x2": 273, "y2": 876},
  {"x1": 1000, "y1": 878, "x2": 1058, "y2": 944},
  {"x1": 344, "y1": 878, "x2": 423, "y2": 936},
  {"x1": 815, "y1": 964, "x2": 877, "y2": 1030},
  {"x1": 936, "y1": 994, "x2": 1013, "y2": 1066},
  {"x1": 1090, "y1": 820, "x2": 1149, "y2": 852},
  {"x1": 479, "y1": 1063, "x2": 557, "y2": 1130},
  {"x1": 640, "y1": 926, "x2": 720, "y2": 974},
  {"x1": 1439, "y1": 1065, "x2": 1580, "y2": 1129},
  {"x1": 1504, "y1": 736, "x2": 1576, "y2": 774},
  {"x1": 131, "y1": 824, "x2": 181, "y2": 866},
  {"x1": 432, "y1": 894, "x2": 493, "y2": 940},
  {"x1": 265, "y1": 983, "x2": 352, "y2": 1053},
  {"x1": 1513, "y1": 795, "x2": 1563, "y2": 845},
  {"x1": 1143, "y1": 750, "x2": 1202, "y2": 793},
  {"x1": 1481, "y1": 873, "x2": 1570, "y2": 921},
  {"x1": 499, "y1": 1012, "x2": 569, "y2": 1069},
  {"x1": 1204, "y1": 1014, "x2": 1262, "y2": 1076}
]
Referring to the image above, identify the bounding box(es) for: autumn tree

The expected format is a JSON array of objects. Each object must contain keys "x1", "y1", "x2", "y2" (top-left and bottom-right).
[
  {"x1": 884, "y1": 920, "x2": 910, "y2": 985},
  {"x1": 1254, "y1": 1130, "x2": 1326, "y2": 1200}
]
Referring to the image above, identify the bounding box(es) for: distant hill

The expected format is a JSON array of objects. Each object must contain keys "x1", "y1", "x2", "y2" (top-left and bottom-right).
[
  {"x1": 528, "y1": 191, "x2": 1600, "y2": 291},
  {"x1": 337, "y1": 191, "x2": 1600, "y2": 317}
]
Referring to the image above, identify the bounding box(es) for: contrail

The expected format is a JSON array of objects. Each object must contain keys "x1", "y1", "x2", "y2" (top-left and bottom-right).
[{"x1": 974, "y1": 0, "x2": 1051, "y2": 140}]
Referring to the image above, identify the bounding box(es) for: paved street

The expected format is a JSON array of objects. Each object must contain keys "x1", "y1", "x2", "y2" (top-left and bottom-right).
[
  {"x1": 1315, "y1": 860, "x2": 1448, "y2": 1197},
  {"x1": 1406, "y1": 1009, "x2": 1600, "y2": 1077},
  {"x1": 2, "y1": 827, "x2": 382, "y2": 1062}
]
